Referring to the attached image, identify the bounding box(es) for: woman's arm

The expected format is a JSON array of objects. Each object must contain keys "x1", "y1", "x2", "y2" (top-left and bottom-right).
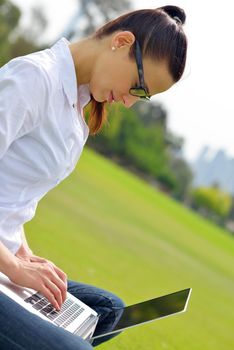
[
  {"x1": 0, "y1": 241, "x2": 18, "y2": 276},
  {"x1": 21, "y1": 227, "x2": 32, "y2": 252},
  {"x1": 15, "y1": 227, "x2": 33, "y2": 260}
]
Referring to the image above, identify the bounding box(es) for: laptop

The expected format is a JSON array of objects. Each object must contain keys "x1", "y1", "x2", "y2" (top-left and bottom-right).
[
  {"x1": 0, "y1": 272, "x2": 99, "y2": 341},
  {"x1": 91, "y1": 287, "x2": 192, "y2": 341},
  {"x1": 0, "y1": 272, "x2": 192, "y2": 342}
]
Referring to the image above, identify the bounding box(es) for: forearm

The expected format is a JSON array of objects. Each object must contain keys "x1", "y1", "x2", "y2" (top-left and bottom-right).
[
  {"x1": 21, "y1": 227, "x2": 33, "y2": 254},
  {"x1": 0, "y1": 240, "x2": 18, "y2": 276},
  {"x1": 14, "y1": 227, "x2": 33, "y2": 259},
  {"x1": 0, "y1": 227, "x2": 32, "y2": 276}
]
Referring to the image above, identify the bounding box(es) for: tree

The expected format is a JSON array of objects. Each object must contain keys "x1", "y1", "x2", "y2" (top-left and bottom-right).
[
  {"x1": 132, "y1": 101, "x2": 167, "y2": 128},
  {"x1": 87, "y1": 102, "x2": 181, "y2": 193},
  {"x1": 9, "y1": 6, "x2": 48, "y2": 59},
  {"x1": 61, "y1": 0, "x2": 132, "y2": 40},
  {"x1": 169, "y1": 157, "x2": 193, "y2": 200},
  {"x1": 0, "y1": 0, "x2": 48, "y2": 67},
  {"x1": 190, "y1": 186, "x2": 232, "y2": 224},
  {"x1": 0, "y1": 0, "x2": 21, "y2": 66}
]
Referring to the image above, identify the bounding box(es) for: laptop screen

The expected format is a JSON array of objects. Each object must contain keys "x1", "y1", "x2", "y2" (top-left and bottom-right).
[{"x1": 92, "y1": 288, "x2": 191, "y2": 339}]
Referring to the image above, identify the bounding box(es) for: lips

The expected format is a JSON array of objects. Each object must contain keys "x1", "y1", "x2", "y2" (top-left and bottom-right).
[{"x1": 107, "y1": 91, "x2": 114, "y2": 103}]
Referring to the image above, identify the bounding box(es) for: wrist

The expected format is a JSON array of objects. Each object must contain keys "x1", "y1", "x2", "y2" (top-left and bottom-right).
[
  {"x1": 15, "y1": 242, "x2": 33, "y2": 260},
  {"x1": 3, "y1": 255, "x2": 19, "y2": 279}
]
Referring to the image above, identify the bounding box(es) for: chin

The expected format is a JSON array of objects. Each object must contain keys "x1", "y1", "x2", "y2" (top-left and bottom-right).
[
  {"x1": 92, "y1": 94, "x2": 105, "y2": 103},
  {"x1": 90, "y1": 87, "x2": 106, "y2": 103},
  {"x1": 95, "y1": 97, "x2": 105, "y2": 102}
]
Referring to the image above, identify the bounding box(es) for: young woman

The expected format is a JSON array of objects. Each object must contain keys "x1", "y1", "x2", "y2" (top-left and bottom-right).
[{"x1": 0, "y1": 5, "x2": 188, "y2": 350}]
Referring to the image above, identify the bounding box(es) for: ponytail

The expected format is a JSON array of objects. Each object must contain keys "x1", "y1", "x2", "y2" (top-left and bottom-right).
[{"x1": 88, "y1": 97, "x2": 107, "y2": 135}]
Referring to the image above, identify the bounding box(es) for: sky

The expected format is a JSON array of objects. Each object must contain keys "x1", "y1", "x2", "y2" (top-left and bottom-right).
[{"x1": 12, "y1": 0, "x2": 234, "y2": 162}]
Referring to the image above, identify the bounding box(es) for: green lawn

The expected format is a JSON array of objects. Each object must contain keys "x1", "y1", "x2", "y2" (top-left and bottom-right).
[{"x1": 25, "y1": 147, "x2": 234, "y2": 350}]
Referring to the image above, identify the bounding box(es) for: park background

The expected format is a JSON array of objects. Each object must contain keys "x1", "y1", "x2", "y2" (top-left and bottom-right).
[{"x1": 1, "y1": 0, "x2": 234, "y2": 349}]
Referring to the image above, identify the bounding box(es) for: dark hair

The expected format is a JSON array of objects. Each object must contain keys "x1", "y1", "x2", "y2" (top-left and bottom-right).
[{"x1": 88, "y1": 5, "x2": 187, "y2": 135}]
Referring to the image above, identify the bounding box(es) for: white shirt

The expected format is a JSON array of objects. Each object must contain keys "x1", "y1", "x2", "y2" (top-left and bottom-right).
[{"x1": 0, "y1": 37, "x2": 91, "y2": 254}]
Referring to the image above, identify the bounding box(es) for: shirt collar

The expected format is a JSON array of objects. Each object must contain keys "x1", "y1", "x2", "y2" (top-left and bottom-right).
[
  {"x1": 50, "y1": 37, "x2": 91, "y2": 109},
  {"x1": 78, "y1": 83, "x2": 91, "y2": 109}
]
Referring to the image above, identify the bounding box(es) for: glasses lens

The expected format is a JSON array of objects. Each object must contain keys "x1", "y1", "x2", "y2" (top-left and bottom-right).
[{"x1": 129, "y1": 87, "x2": 150, "y2": 99}]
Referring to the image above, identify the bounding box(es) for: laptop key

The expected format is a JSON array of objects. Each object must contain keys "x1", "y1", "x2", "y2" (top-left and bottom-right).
[
  {"x1": 47, "y1": 309, "x2": 60, "y2": 320},
  {"x1": 61, "y1": 307, "x2": 85, "y2": 329},
  {"x1": 24, "y1": 295, "x2": 40, "y2": 305},
  {"x1": 46, "y1": 299, "x2": 73, "y2": 320},
  {"x1": 41, "y1": 299, "x2": 73, "y2": 318},
  {"x1": 54, "y1": 304, "x2": 82, "y2": 326},
  {"x1": 32, "y1": 298, "x2": 49, "y2": 310},
  {"x1": 40, "y1": 304, "x2": 55, "y2": 315}
]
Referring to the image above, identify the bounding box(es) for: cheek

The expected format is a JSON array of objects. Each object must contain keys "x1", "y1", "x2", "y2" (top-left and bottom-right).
[
  {"x1": 89, "y1": 54, "x2": 134, "y2": 100},
  {"x1": 89, "y1": 71, "x2": 109, "y2": 102},
  {"x1": 116, "y1": 58, "x2": 135, "y2": 87},
  {"x1": 110, "y1": 67, "x2": 134, "y2": 97},
  {"x1": 89, "y1": 57, "x2": 113, "y2": 100}
]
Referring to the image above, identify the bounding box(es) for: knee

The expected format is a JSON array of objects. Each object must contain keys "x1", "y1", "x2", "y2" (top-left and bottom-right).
[
  {"x1": 110, "y1": 293, "x2": 126, "y2": 309},
  {"x1": 94, "y1": 288, "x2": 125, "y2": 310}
]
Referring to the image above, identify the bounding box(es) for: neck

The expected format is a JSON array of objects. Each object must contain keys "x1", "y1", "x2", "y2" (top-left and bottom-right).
[{"x1": 69, "y1": 37, "x2": 100, "y2": 86}]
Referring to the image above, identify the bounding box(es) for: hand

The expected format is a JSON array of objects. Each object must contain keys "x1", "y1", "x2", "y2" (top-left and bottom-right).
[
  {"x1": 9, "y1": 253, "x2": 67, "y2": 311},
  {"x1": 15, "y1": 241, "x2": 33, "y2": 262}
]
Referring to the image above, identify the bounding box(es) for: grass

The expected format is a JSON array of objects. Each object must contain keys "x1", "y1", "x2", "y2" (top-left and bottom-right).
[{"x1": 25, "y1": 147, "x2": 234, "y2": 350}]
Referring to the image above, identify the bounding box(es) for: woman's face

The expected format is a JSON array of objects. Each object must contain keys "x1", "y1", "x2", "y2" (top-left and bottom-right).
[{"x1": 89, "y1": 31, "x2": 174, "y2": 108}]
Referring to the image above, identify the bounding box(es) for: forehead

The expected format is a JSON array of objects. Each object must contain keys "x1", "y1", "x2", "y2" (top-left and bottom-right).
[{"x1": 143, "y1": 58, "x2": 174, "y2": 96}]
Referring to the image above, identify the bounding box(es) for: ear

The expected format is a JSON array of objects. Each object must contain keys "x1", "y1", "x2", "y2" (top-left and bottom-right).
[{"x1": 111, "y1": 31, "x2": 135, "y2": 50}]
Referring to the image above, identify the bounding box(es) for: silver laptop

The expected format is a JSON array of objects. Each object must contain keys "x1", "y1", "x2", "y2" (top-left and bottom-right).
[
  {"x1": 0, "y1": 271, "x2": 192, "y2": 342},
  {"x1": 0, "y1": 272, "x2": 99, "y2": 341}
]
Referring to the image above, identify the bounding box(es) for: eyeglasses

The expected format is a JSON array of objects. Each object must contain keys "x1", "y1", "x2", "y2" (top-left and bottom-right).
[{"x1": 129, "y1": 40, "x2": 151, "y2": 101}]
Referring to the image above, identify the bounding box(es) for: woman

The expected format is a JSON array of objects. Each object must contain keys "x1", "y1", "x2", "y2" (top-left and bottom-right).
[{"x1": 0, "y1": 5, "x2": 187, "y2": 350}]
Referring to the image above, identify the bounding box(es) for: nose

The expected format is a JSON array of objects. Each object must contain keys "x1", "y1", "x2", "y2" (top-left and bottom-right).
[{"x1": 122, "y1": 94, "x2": 139, "y2": 108}]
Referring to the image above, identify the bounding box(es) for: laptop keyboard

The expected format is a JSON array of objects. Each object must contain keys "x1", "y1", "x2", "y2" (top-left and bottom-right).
[{"x1": 24, "y1": 292, "x2": 85, "y2": 328}]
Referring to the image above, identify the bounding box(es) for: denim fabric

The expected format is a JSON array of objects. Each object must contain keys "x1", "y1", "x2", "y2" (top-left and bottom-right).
[{"x1": 0, "y1": 279, "x2": 125, "y2": 349}]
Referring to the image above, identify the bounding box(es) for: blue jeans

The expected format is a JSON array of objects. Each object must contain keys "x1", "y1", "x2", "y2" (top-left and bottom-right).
[{"x1": 0, "y1": 279, "x2": 125, "y2": 349}]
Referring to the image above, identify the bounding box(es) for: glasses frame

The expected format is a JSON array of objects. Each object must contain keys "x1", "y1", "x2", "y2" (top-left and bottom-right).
[{"x1": 129, "y1": 40, "x2": 151, "y2": 100}]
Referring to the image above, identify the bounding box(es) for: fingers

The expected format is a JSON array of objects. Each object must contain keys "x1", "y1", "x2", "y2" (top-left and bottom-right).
[
  {"x1": 40, "y1": 284, "x2": 61, "y2": 311},
  {"x1": 44, "y1": 278, "x2": 63, "y2": 310},
  {"x1": 52, "y1": 265, "x2": 67, "y2": 300},
  {"x1": 41, "y1": 263, "x2": 67, "y2": 306},
  {"x1": 30, "y1": 255, "x2": 47, "y2": 263},
  {"x1": 30, "y1": 256, "x2": 68, "y2": 306},
  {"x1": 50, "y1": 270, "x2": 67, "y2": 305},
  {"x1": 43, "y1": 261, "x2": 67, "y2": 303},
  {"x1": 40, "y1": 267, "x2": 66, "y2": 310}
]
